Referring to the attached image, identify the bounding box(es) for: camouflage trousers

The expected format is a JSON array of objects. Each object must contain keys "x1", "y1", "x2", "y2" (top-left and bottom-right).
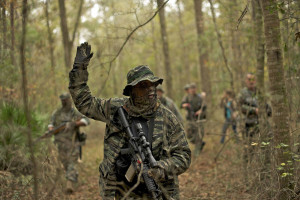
[
  {"x1": 243, "y1": 123, "x2": 259, "y2": 164},
  {"x1": 56, "y1": 141, "x2": 79, "y2": 182},
  {"x1": 186, "y1": 120, "x2": 205, "y2": 154}
]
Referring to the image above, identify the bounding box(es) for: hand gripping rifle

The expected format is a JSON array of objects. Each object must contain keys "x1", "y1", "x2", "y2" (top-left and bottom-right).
[{"x1": 118, "y1": 107, "x2": 161, "y2": 200}]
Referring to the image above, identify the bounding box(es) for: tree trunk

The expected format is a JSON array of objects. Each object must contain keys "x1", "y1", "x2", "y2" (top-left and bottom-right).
[
  {"x1": 20, "y1": 0, "x2": 39, "y2": 199},
  {"x1": 208, "y1": 0, "x2": 233, "y2": 91},
  {"x1": 194, "y1": 0, "x2": 212, "y2": 100},
  {"x1": 2, "y1": 0, "x2": 7, "y2": 53},
  {"x1": 45, "y1": 0, "x2": 57, "y2": 96},
  {"x1": 157, "y1": 0, "x2": 173, "y2": 99},
  {"x1": 10, "y1": 0, "x2": 15, "y2": 66},
  {"x1": 252, "y1": 0, "x2": 272, "y2": 197},
  {"x1": 58, "y1": 0, "x2": 83, "y2": 73},
  {"x1": 260, "y1": 0, "x2": 293, "y2": 199},
  {"x1": 58, "y1": 0, "x2": 71, "y2": 72},
  {"x1": 176, "y1": 0, "x2": 191, "y2": 83}
]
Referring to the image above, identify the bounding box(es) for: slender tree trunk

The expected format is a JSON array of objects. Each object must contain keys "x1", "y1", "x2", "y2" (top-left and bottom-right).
[
  {"x1": 2, "y1": 0, "x2": 7, "y2": 53},
  {"x1": 261, "y1": 0, "x2": 293, "y2": 199},
  {"x1": 58, "y1": 0, "x2": 71, "y2": 72},
  {"x1": 194, "y1": 0, "x2": 212, "y2": 100},
  {"x1": 10, "y1": 0, "x2": 15, "y2": 66},
  {"x1": 0, "y1": 5, "x2": 2, "y2": 61},
  {"x1": 176, "y1": 0, "x2": 190, "y2": 83},
  {"x1": 252, "y1": 0, "x2": 272, "y2": 197},
  {"x1": 58, "y1": 0, "x2": 83, "y2": 73},
  {"x1": 150, "y1": 0, "x2": 162, "y2": 77},
  {"x1": 157, "y1": 0, "x2": 173, "y2": 99},
  {"x1": 45, "y1": 0, "x2": 57, "y2": 96},
  {"x1": 20, "y1": 0, "x2": 38, "y2": 199},
  {"x1": 208, "y1": 0, "x2": 233, "y2": 91}
]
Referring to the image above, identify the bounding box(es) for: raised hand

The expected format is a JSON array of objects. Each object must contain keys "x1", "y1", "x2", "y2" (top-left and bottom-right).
[{"x1": 73, "y1": 42, "x2": 94, "y2": 70}]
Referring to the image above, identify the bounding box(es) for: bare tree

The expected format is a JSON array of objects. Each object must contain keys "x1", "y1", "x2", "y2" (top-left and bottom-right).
[
  {"x1": 194, "y1": 0, "x2": 212, "y2": 99},
  {"x1": 176, "y1": 0, "x2": 190, "y2": 83},
  {"x1": 10, "y1": 0, "x2": 15, "y2": 66},
  {"x1": 157, "y1": 0, "x2": 173, "y2": 99},
  {"x1": 58, "y1": 0, "x2": 83, "y2": 73},
  {"x1": 45, "y1": 0, "x2": 57, "y2": 96},
  {"x1": 1, "y1": 0, "x2": 7, "y2": 54},
  {"x1": 20, "y1": 0, "x2": 39, "y2": 199},
  {"x1": 261, "y1": 0, "x2": 294, "y2": 199},
  {"x1": 208, "y1": 0, "x2": 233, "y2": 91}
]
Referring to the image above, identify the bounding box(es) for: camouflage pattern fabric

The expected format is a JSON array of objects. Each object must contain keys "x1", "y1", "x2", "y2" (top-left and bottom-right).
[
  {"x1": 159, "y1": 96, "x2": 183, "y2": 123},
  {"x1": 237, "y1": 87, "x2": 259, "y2": 126},
  {"x1": 69, "y1": 69, "x2": 191, "y2": 199},
  {"x1": 181, "y1": 94, "x2": 206, "y2": 145},
  {"x1": 50, "y1": 107, "x2": 89, "y2": 182}
]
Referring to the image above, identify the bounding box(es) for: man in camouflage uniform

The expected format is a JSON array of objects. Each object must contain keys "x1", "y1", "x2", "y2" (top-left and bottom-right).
[
  {"x1": 181, "y1": 83, "x2": 206, "y2": 155},
  {"x1": 68, "y1": 42, "x2": 191, "y2": 199},
  {"x1": 48, "y1": 92, "x2": 90, "y2": 193},
  {"x1": 156, "y1": 85, "x2": 183, "y2": 124},
  {"x1": 238, "y1": 73, "x2": 271, "y2": 162}
]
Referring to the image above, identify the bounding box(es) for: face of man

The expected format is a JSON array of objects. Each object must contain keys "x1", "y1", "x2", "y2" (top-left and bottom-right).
[
  {"x1": 189, "y1": 87, "x2": 196, "y2": 95},
  {"x1": 61, "y1": 97, "x2": 72, "y2": 110},
  {"x1": 245, "y1": 74, "x2": 256, "y2": 91},
  {"x1": 131, "y1": 80, "x2": 157, "y2": 105}
]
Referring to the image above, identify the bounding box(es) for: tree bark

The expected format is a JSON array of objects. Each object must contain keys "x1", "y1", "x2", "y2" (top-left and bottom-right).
[
  {"x1": 157, "y1": 0, "x2": 173, "y2": 99},
  {"x1": 260, "y1": 0, "x2": 293, "y2": 199},
  {"x1": 208, "y1": 0, "x2": 233, "y2": 91},
  {"x1": 20, "y1": 0, "x2": 39, "y2": 199},
  {"x1": 58, "y1": 0, "x2": 83, "y2": 72},
  {"x1": 194, "y1": 0, "x2": 212, "y2": 100},
  {"x1": 2, "y1": 0, "x2": 7, "y2": 53},
  {"x1": 45, "y1": 0, "x2": 57, "y2": 96},
  {"x1": 10, "y1": 0, "x2": 15, "y2": 66},
  {"x1": 176, "y1": 0, "x2": 190, "y2": 83}
]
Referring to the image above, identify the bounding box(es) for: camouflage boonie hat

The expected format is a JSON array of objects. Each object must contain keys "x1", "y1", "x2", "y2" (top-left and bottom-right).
[
  {"x1": 156, "y1": 85, "x2": 164, "y2": 92},
  {"x1": 189, "y1": 83, "x2": 197, "y2": 88},
  {"x1": 59, "y1": 92, "x2": 71, "y2": 100},
  {"x1": 123, "y1": 65, "x2": 163, "y2": 96},
  {"x1": 184, "y1": 84, "x2": 190, "y2": 90}
]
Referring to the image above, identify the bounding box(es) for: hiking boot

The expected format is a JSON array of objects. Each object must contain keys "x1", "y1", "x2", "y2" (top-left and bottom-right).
[{"x1": 65, "y1": 180, "x2": 74, "y2": 194}]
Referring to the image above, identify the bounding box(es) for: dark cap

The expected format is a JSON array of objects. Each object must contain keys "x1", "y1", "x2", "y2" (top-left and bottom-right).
[
  {"x1": 189, "y1": 83, "x2": 196, "y2": 88},
  {"x1": 123, "y1": 65, "x2": 163, "y2": 96}
]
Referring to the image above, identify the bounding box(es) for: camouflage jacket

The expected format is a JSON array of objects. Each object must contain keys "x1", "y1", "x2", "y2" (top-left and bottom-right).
[
  {"x1": 49, "y1": 107, "x2": 89, "y2": 144},
  {"x1": 159, "y1": 96, "x2": 183, "y2": 123},
  {"x1": 69, "y1": 69, "x2": 191, "y2": 199},
  {"x1": 181, "y1": 94, "x2": 206, "y2": 121},
  {"x1": 237, "y1": 87, "x2": 258, "y2": 125}
]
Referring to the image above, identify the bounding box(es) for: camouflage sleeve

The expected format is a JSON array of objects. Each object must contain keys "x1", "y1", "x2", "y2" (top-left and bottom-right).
[
  {"x1": 157, "y1": 112, "x2": 191, "y2": 179},
  {"x1": 180, "y1": 95, "x2": 188, "y2": 108},
  {"x1": 49, "y1": 110, "x2": 58, "y2": 128},
  {"x1": 74, "y1": 109, "x2": 90, "y2": 125},
  {"x1": 69, "y1": 69, "x2": 111, "y2": 123}
]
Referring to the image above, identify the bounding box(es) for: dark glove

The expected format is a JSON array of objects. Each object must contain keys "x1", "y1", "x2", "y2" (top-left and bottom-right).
[
  {"x1": 148, "y1": 167, "x2": 165, "y2": 181},
  {"x1": 73, "y1": 42, "x2": 94, "y2": 70}
]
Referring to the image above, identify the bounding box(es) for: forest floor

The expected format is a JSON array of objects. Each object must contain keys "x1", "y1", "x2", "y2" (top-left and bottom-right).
[{"x1": 62, "y1": 119, "x2": 252, "y2": 200}]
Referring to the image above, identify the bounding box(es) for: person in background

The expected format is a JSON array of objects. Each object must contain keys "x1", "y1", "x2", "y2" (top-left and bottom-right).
[
  {"x1": 220, "y1": 90, "x2": 238, "y2": 144},
  {"x1": 48, "y1": 92, "x2": 90, "y2": 193}
]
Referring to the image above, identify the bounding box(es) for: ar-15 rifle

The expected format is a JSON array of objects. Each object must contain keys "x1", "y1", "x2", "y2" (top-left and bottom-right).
[{"x1": 118, "y1": 107, "x2": 161, "y2": 200}]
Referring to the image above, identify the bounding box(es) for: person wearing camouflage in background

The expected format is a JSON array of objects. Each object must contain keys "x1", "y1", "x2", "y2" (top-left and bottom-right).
[
  {"x1": 181, "y1": 83, "x2": 207, "y2": 155},
  {"x1": 156, "y1": 85, "x2": 183, "y2": 124},
  {"x1": 48, "y1": 92, "x2": 90, "y2": 193},
  {"x1": 238, "y1": 73, "x2": 271, "y2": 162},
  {"x1": 68, "y1": 42, "x2": 191, "y2": 199}
]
